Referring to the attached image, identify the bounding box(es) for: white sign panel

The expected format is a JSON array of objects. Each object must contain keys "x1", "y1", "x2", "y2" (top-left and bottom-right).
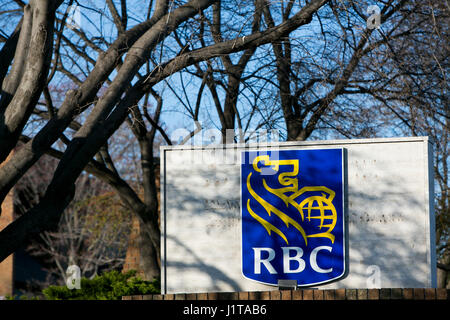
[{"x1": 160, "y1": 137, "x2": 436, "y2": 294}]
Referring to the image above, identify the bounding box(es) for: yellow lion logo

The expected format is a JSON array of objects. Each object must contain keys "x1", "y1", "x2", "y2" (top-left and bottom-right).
[{"x1": 246, "y1": 155, "x2": 337, "y2": 246}]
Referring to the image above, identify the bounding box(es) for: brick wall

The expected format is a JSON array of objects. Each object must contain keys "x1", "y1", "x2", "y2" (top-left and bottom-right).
[
  {"x1": 123, "y1": 288, "x2": 449, "y2": 300},
  {"x1": 0, "y1": 153, "x2": 14, "y2": 297},
  {"x1": 122, "y1": 216, "x2": 145, "y2": 278},
  {"x1": 122, "y1": 163, "x2": 160, "y2": 279}
]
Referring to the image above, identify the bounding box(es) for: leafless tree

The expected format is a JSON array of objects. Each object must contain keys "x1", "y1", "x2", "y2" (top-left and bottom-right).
[
  {"x1": 0, "y1": 0, "x2": 331, "y2": 280},
  {"x1": 14, "y1": 151, "x2": 132, "y2": 287},
  {"x1": 0, "y1": 0, "x2": 447, "y2": 285},
  {"x1": 366, "y1": 0, "x2": 449, "y2": 286}
]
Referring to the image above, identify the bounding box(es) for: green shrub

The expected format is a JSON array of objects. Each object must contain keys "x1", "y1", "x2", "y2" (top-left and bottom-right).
[
  {"x1": 42, "y1": 270, "x2": 160, "y2": 300},
  {"x1": 4, "y1": 294, "x2": 41, "y2": 300}
]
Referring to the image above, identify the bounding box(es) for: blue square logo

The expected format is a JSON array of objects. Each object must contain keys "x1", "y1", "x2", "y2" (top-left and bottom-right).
[{"x1": 241, "y1": 149, "x2": 345, "y2": 286}]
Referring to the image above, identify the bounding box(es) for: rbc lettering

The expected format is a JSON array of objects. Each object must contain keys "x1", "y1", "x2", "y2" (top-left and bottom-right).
[{"x1": 252, "y1": 246, "x2": 333, "y2": 275}]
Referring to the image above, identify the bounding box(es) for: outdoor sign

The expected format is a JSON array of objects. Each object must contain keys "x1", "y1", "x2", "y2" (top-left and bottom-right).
[
  {"x1": 241, "y1": 149, "x2": 345, "y2": 286},
  {"x1": 161, "y1": 137, "x2": 436, "y2": 294}
]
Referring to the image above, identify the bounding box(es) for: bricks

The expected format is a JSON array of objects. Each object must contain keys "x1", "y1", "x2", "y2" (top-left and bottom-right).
[
  {"x1": 122, "y1": 165, "x2": 160, "y2": 278},
  {"x1": 335, "y1": 289, "x2": 345, "y2": 300},
  {"x1": 0, "y1": 153, "x2": 14, "y2": 297},
  {"x1": 197, "y1": 293, "x2": 208, "y2": 300},
  {"x1": 186, "y1": 293, "x2": 197, "y2": 300},
  {"x1": 368, "y1": 289, "x2": 380, "y2": 300},
  {"x1": 281, "y1": 290, "x2": 292, "y2": 300},
  {"x1": 174, "y1": 293, "x2": 186, "y2": 300},
  {"x1": 238, "y1": 291, "x2": 249, "y2": 300},
  {"x1": 292, "y1": 290, "x2": 302, "y2": 300},
  {"x1": 413, "y1": 288, "x2": 425, "y2": 300},
  {"x1": 324, "y1": 290, "x2": 335, "y2": 300},
  {"x1": 403, "y1": 288, "x2": 414, "y2": 299},
  {"x1": 436, "y1": 288, "x2": 448, "y2": 300},
  {"x1": 345, "y1": 289, "x2": 357, "y2": 300},
  {"x1": 122, "y1": 216, "x2": 141, "y2": 275},
  {"x1": 247, "y1": 291, "x2": 261, "y2": 300},
  {"x1": 270, "y1": 290, "x2": 281, "y2": 300},
  {"x1": 217, "y1": 292, "x2": 238, "y2": 300},
  {"x1": 123, "y1": 288, "x2": 450, "y2": 301},
  {"x1": 313, "y1": 290, "x2": 324, "y2": 300},
  {"x1": 357, "y1": 289, "x2": 368, "y2": 300},
  {"x1": 380, "y1": 288, "x2": 391, "y2": 299},
  {"x1": 391, "y1": 288, "x2": 403, "y2": 299},
  {"x1": 207, "y1": 292, "x2": 218, "y2": 300},
  {"x1": 260, "y1": 291, "x2": 270, "y2": 300},
  {"x1": 302, "y1": 289, "x2": 314, "y2": 300},
  {"x1": 424, "y1": 288, "x2": 435, "y2": 300}
]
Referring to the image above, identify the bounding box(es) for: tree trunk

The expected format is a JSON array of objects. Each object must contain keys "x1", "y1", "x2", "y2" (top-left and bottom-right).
[
  {"x1": 137, "y1": 221, "x2": 160, "y2": 280},
  {"x1": 123, "y1": 216, "x2": 160, "y2": 281},
  {"x1": 0, "y1": 0, "x2": 60, "y2": 163},
  {"x1": 437, "y1": 255, "x2": 450, "y2": 288}
]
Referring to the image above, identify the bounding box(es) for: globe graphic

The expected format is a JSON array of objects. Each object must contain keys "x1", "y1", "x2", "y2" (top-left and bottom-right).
[{"x1": 297, "y1": 191, "x2": 337, "y2": 243}]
